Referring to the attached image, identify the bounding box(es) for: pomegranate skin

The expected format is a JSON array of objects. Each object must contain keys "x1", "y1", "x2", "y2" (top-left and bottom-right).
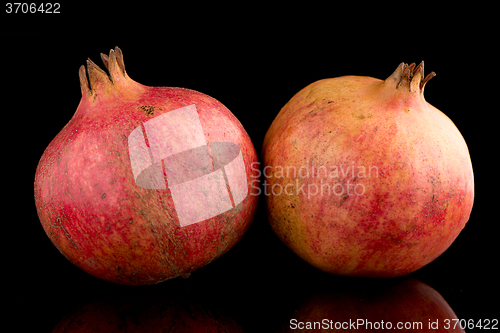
[
  {"x1": 34, "y1": 47, "x2": 259, "y2": 285},
  {"x1": 262, "y1": 62, "x2": 474, "y2": 277}
]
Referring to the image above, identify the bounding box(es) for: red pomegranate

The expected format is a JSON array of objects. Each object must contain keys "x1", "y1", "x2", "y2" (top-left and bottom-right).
[
  {"x1": 284, "y1": 279, "x2": 465, "y2": 332},
  {"x1": 52, "y1": 296, "x2": 243, "y2": 332},
  {"x1": 262, "y1": 62, "x2": 474, "y2": 277},
  {"x1": 34, "y1": 47, "x2": 259, "y2": 285}
]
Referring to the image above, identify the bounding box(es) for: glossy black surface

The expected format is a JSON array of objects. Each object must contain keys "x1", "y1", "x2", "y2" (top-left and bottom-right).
[{"x1": 4, "y1": 9, "x2": 495, "y2": 332}]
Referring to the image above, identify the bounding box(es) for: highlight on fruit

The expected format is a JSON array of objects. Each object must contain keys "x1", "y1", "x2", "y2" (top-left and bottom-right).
[
  {"x1": 262, "y1": 61, "x2": 474, "y2": 278},
  {"x1": 34, "y1": 47, "x2": 259, "y2": 285}
]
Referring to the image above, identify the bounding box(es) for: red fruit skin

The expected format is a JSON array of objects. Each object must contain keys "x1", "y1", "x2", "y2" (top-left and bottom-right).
[
  {"x1": 34, "y1": 48, "x2": 259, "y2": 285},
  {"x1": 262, "y1": 63, "x2": 474, "y2": 277}
]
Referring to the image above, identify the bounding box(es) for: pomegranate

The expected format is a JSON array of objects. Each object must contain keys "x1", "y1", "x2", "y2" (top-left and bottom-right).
[
  {"x1": 53, "y1": 296, "x2": 243, "y2": 332},
  {"x1": 34, "y1": 47, "x2": 259, "y2": 285},
  {"x1": 284, "y1": 279, "x2": 464, "y2": 332},
  {"x1": 262, "y1": 62, "x2": 474, "y2": 277}
]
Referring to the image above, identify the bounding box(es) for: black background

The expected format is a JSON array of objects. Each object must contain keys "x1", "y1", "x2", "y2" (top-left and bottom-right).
[{"x1": 3, "y1": 4, "x2": 496, "y2": 332}]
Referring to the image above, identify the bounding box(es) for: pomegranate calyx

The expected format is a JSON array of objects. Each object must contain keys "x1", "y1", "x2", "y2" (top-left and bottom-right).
[
  {"x1": 78, "y1": 65, "x2": 91, "y2": 97},
  {"x1": 387, "y1": 61, "x2": 436, "y2": 94},
  {"x1": 420, "y1": 70, "x2": 436, "y2": 92},
  {"x1": 100, "y1": 46, "x2": 127, "y2": 83},
  {"x1": 86, "y1": 57, "x2": 112, "y2": 96},
  {"x1": 78, "y1": 46, "x2": 132, "y2": 101}
]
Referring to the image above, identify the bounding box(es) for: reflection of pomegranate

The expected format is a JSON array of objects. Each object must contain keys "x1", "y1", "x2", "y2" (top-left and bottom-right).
[
  {"x1": 282, "y1": 279, "x2": 465, "y2": 332},
  {"x1": 52, "y1": 296, "x2": 243, "y2": 332},
  {"x1": 34, "y1": 47, "x2": 259, "y2": 285},
  {"x1": 262, "y1": 62, "x2": 474, "y2": 277}
]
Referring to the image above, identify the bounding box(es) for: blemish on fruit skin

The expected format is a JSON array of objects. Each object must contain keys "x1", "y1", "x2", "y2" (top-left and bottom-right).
[{"x1": 137, "y1": 105, "x2": 162, "y2": 116}]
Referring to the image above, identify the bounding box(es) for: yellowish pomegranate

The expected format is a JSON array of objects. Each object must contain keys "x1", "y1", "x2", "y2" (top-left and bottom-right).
[{"x1": 262, "y1": 62, "x2": 474, "y2": 277}]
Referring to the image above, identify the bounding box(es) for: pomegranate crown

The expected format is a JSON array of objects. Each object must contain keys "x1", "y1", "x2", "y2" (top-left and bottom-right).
[
  {"x1": 387, "y1": 61, "x2": 436, "y2": 94},
  {"x1": 78, "y1": 46, "x2": 139, "y2": 100}
]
